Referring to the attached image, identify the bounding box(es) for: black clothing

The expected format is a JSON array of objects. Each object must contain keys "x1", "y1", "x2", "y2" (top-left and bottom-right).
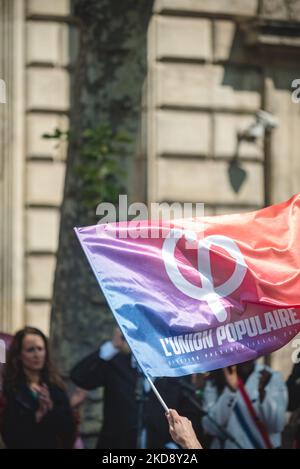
[
  {"x1": 287, "y1": 360, "x2": 300, "y2": 411},
  {"x1": 71, "y1": 350, "x2": 138, "y2": 449},
  {"x1": 70, "y1": 350, "x2": 202, "y2": 449},
  {"x1": 1, "y1": 383, "x2": 76, "y2": 449},
  {"x1": 144, "y1": 376, "x2": 202, "y2": 449}
]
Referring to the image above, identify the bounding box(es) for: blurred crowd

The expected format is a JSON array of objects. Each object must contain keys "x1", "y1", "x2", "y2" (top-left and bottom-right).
[{"x1": 0, "y1": 326, "x2": 299, "y2": 449}]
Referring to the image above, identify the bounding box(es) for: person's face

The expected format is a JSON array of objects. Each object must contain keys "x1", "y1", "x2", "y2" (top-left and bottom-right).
[{"x1": 21, "y1": 334, "x2": 46, "y2": 373}]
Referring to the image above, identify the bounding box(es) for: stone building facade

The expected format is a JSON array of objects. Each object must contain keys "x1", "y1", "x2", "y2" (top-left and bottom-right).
[
  {"x1": 142, "y1": 0, "x2": 300, "y2": 376},
  {"x1": 0, "y1": 0, "x2": 299, "y2": 388},
  {"x1": 0, "y1": 0, "x2": 72, "y2": 334}
]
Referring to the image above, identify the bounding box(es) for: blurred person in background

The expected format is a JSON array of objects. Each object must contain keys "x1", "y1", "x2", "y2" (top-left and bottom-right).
[
  {"x1": 166, "y1": 360, "x2": 288, "y2": 449},
  {"x1": 0, "y1": 327, "x2": 76, "y2": 448},
  {"x1": 286, "y1": 356, "x2": 300, "y2": 448},
  {"x1": 0, "y1": 333, "x2": 12, "y2": 449},
  {"x1": 70, "y1": 326, "x2": 202, "y2": 449},
  {"x1": 201, "y1": 361, "x2": 288, "y2": 449}
]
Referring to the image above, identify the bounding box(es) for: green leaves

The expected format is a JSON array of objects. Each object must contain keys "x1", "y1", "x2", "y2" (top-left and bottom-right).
[
  {"x1": 43, "y1": 123, "x2": 130, "y2": 209},
  {"x1": 78, "y1": 123, "x2": 129, "y2": 208}
]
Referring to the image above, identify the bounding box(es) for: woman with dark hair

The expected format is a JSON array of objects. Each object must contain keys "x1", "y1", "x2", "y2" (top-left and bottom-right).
[{"x1": 0, "y1": 327, "x2": 76, "y2": 449}]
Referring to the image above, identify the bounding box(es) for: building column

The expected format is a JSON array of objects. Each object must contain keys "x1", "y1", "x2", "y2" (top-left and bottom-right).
[{"x1": 0, "y1": 0, "x2": 25, "y2": 332}]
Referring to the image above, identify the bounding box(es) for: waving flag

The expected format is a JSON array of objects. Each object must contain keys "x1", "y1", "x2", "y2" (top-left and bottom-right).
[{"x1": 75, "y1": 194, "x2": 300, "y2": 377}]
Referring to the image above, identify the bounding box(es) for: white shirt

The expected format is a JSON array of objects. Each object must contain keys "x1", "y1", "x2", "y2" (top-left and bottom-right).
[{"x1": 202, "y1": 363, "x2": 288, "y2": 449}]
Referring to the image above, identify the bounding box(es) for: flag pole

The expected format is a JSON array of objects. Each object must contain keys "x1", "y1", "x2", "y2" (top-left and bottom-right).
[{"x1": 146, "y1": 375, "x2": 169, "y2": 413}]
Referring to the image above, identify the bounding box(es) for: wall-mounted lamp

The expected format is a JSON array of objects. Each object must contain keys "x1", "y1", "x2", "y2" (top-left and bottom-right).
[
  {"x1": 228, "y1": 110, "x2": 278, "y2": 193},
  {"x1": 237, "y1": 110, "x2": 278, "y2": 142}
]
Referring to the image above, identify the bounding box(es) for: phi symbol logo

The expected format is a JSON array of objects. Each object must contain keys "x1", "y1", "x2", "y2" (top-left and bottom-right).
[{"x1": 162, "y1": 229, "x2": 248, "y2": 323}]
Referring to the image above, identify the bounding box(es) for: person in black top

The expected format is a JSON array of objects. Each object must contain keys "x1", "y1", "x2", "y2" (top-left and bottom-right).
[
  {"x1": 286, "y1": 357, "x2": 300, "y2": 448},
  {"x1": 0, "y1": 327, "x2": 76, "y2": 449},
  {"x1": 287, "y1": 358, "x2": 300, "y2": 412},
  {"x1": 70, "y1": 327, "x2": 202, "y2": 449},
  {"x1": 71, "y1": 327, "x2": 138, "y2": 449}
]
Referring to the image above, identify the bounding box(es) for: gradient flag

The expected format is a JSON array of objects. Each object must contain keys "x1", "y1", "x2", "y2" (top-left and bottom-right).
[{"x1": 75, "y1": 194, "x2": 300, "y2": 377}]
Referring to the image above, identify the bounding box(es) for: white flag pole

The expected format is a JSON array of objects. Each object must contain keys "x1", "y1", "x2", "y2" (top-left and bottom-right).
[{"x1": 146, "y1": 375, "x2": 169, "y2": 413}]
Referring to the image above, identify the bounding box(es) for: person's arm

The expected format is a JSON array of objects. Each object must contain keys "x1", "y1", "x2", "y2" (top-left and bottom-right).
[
  {"x1": 70, "y1": 340, "x2": 121, "y2": 390},
  {"x1": 202, "y1": 366, "x2": 237, "y2": 437},
  {"x1": 201, "y1": 386, "x2": 237, "y2": 439},
  {"x1": 69, "y1": 387, "x2": 88, "y2": 409},
  {"x1": 70, "y1": 329, "x2": 125, "y2": 390},
  {"x1": 166, "y1": 409, "x2": 202, "y2": 449},
  {"x1": 70, "y1": 350, "x2": 108, "y2": 390},
  {"x1": 40, "y1": 387, "x2": 76, "y2": 448}
]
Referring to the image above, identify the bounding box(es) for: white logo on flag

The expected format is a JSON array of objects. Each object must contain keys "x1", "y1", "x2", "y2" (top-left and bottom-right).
[{"x1": 162, "y1": 229, "x2": 247, "y2": 323}]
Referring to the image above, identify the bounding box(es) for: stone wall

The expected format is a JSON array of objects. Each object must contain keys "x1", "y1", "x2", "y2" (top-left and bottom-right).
[
  {"x1": 0, "y1": 0, "x2": 299, "y2": 451},
  {"x1": 145, "y1": 0, "x2": 300, "y2": 377},
  {"x1": 1, "y1": 0, "x2": 299, "y2": 426},
  {"x1": 146, "y1": 0, "x2": 264, "y2": 217},
  {"x1": 0, "y1": 0, "x2": 25, "y2": 333},
  {"x1": 25, "y1": 0, "x2": 75, "y2": 333},
  {"x1": 0, "y1": 0, "x2": 74, "y2": 335}
]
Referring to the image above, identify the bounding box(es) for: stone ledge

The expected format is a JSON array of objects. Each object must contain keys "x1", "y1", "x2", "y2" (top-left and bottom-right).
[
  {"x1": 26, "y1": 255, "x2": 56, "y2": 300},
  {"x1": 242, "y1": 19, "x2": 300, "y2": 49},
  {"x1": 154, "y1": 0, "x2": 258, "y2": 17},
  {"x1": 153, "y1": 63, "x2": 261, "y2": 111},
  {"x1": 26, "y1": 161, "x2": 66, "y2": 206},
  {"x1": 26, "y1": 208, "x2": 60, "y2": 253},
  {"x1": 27, "y1": 0, "x2": 70, "y2": 17},
  {"x1": 27, "y1": 68, "x2": 70, "y2": 112},
  {"x1": 154, "y1": 16, "x2": 212, "y2": 61},
  {"x1": 27, "y1": 21, "x2": 71, "y2": 67},
  {"x1": 155, "y1": 110, "x2": 211, "y2": 155},
  {"x1": 157, "y1": 158, "x2": 264, "y2": 205},
  {"x1": 25, "y1": 302, "x2": 51, "y2": 334}
]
